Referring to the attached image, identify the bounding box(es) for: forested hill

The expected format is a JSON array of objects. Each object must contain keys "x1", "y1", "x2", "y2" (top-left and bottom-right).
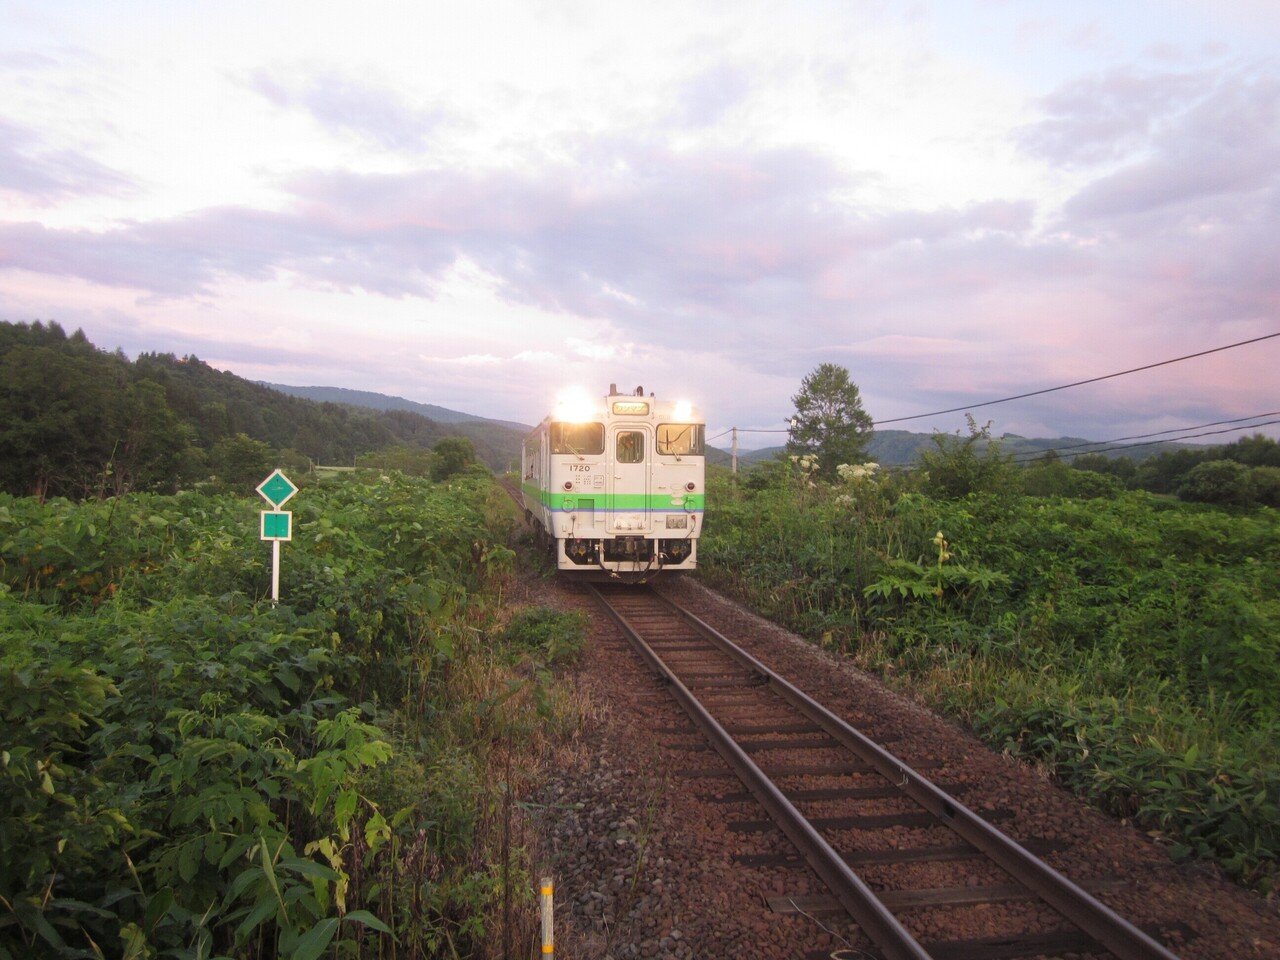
[
  {"x1": 262, "y1": 382, "x2": 532, "y2": 433},
  {"x1": 0, "y1": 320, "x2": 524, "y2": 498}
]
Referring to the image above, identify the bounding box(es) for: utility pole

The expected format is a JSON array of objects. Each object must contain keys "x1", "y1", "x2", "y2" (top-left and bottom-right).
[{"x1": 731, "y1": 427, "x2": 738, "y2": 475}]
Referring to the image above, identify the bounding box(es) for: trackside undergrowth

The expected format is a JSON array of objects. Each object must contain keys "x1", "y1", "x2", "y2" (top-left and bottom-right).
[
  {"x1": 699, "y1": 469, "x2": 1280, "y2": 892},
  {"x1": 0, "y1": 471, "x2": 584, "y2": 959}
]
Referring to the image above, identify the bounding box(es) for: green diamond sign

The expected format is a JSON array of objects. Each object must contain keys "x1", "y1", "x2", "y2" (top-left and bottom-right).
[{"x1": 256, "y1": 469, "x2": 298, "y2": 508}]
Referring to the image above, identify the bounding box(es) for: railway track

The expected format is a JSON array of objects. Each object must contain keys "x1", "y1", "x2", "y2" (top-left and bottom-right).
[{"x1": 588, "y1": 582, "x2": 1189, "y2": 960}]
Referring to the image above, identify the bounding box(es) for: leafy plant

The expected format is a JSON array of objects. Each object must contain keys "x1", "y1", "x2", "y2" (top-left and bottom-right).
[
  {"x1": 500, "y1": 607, "x2": 587, "y2": 665},
  {"x1": 699, "y1": 468, "x2": 1280, "y2": 890},
  {"x1": 0, "y1": 472, "x2": 546, "y2": 957},
  {"x1": 917, "y1": 415, "x2": 1014, "y2": 499}
]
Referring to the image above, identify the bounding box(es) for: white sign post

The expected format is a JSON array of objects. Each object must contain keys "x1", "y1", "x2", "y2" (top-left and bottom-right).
[{"x1": 256, "y1": 469, "x2": 298, "y2": 604}]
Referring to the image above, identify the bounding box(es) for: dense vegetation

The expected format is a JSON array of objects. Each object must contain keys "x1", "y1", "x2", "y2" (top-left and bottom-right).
[
  {"x1": 0, "y1": 321, "x2": 521, "y2": 498},
  {"x1": 714, "y1": 424, "x2": 1280, "y2": 489},
  {"x1": 703, "y1": 449, "x2": 1280, "y2": 890},
  {"x1": 1, "y1": 472, "x2": 582, "y2": 958}
]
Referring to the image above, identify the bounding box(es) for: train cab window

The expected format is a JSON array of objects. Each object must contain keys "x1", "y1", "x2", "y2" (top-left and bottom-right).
[
  {"x1": 657, "y1": 424, "x2": 704, "y2": 456},
  {"x1": 616, "y1": 431, "x2": 645, "y2": 464},
  {"x1": 551, "y1": 422, "x2": 604, "y2": 456}
]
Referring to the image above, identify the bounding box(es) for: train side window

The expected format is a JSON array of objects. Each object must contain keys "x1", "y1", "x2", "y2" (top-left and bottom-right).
[
  {"x1": 551, "y1": 422, "x2": 604, "y2": 455},
  {"x1": 616, "y1": 431, "x2": 645, "y2": 464},
  {"x1": 657, "y1": 424, "x2": 704, "y2": 456}
]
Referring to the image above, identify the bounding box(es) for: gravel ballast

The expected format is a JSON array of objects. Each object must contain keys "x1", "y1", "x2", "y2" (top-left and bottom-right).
[{"x1": 522, "y1": 572, "x2": 1280, "y2": 959}]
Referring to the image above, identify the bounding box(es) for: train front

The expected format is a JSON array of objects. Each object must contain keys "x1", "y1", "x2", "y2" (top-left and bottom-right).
[{"x1": 540, "y1": 386, "x2": 705, "y2": 577}]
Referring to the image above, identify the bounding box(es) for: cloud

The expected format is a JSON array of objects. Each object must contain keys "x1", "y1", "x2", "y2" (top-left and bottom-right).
[
  {"x1": 567, "y1": 337, "x2": 631, "y2": 361},
  {"x1": 0, "y1": 51, "x2": 59, "y2": 71},
  {"x1": 673, "y1": 62, "x2": 752, "y2": 127},
  {"x1": 3, "y1": 118, "x2": 1276, "y2": 440},
  {"x1": 249, "y1": 68, "x2": 452, "y2": 152},
  {"x1": 0, "y1": 117, "x2": 133, "y2": 203},
  {"x1": 1017, "y1": 67, "x2": 1208, "y2": 168},
  {"x1": 0, "y1": 140, "x2": 1027, "y2": 313},
  {"x1": 835, "y1": 334, "x2": 974, "y2": 359},
  {"x1": 1062, "y1": 72, "x2": 1280, "y2": 219}
]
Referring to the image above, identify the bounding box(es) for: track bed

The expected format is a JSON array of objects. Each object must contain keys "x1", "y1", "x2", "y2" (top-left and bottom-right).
[{"x1": 520, "y1": 570, "x2": 1280, "y2": 959}]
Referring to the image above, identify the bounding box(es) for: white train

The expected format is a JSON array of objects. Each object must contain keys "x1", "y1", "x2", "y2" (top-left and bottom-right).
[{"x1": 521, "y1": 384, "x2": 705, "y2": 577}]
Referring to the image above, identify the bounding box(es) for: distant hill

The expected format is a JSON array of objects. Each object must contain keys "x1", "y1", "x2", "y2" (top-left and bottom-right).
[
  {"x1": 708, "y1": 429, "x2": 1194, "y2": 469},
  {"x1": 263, "y1": 383, "x2": 532, "y2": 433}
]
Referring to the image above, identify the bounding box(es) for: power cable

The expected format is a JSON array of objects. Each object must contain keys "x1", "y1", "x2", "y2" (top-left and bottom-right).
[
  {"x1": 871, "y1": 331, "x2": 1280, "y2": 426},
  {"x1": 711, "y1": 332, "x2": 1279, "y2": 447},
  {"x1": 1011, "y1": 410, "x2": 1280, "y2": 463},
  {"x1": 1018, "y1": 417, "x2": 1280, "y2": 462}
]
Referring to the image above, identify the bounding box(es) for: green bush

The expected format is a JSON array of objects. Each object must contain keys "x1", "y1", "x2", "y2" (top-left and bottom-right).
[
  {"x1": 1249, "y1": 465, "x2": 1280, "y2": 508},
  {"x1": 431, "y1": 436, "x2": 477, "y2": 481},
  {"x1": 1022, "y1": 461, "x2": 1122, "y2": 498},
  {"x1": 501, "y1": 606, "x2": 587, "y2": 665},
  {"x1": 1178, "y1": 459, "x2": 1253, "y2": 505},
  {"x1": 917, "y1": 416, "x2": 1015, "y2": 499}
]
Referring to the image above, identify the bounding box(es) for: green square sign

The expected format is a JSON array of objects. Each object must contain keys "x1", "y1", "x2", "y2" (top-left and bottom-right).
[{"x1": 260, "y1": 511, "x2": 292, "y2": 541}]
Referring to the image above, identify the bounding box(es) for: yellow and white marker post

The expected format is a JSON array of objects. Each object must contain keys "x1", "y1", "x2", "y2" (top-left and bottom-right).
[
  {"x1": 255, "y1": 468, "x2": 298, "y2": 605},
  {"x1": 540, "y1": 877, "x2": 554, "y2": 956}
]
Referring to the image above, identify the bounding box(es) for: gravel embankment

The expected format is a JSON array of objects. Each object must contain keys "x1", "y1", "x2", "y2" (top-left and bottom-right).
[{"x1": 520, "y1": 572, "x2": 1280, "y2": 959}]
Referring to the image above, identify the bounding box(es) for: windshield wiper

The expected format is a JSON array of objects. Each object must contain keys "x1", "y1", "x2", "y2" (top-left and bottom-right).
[{"x1": 666, "y1": 425, "x2": 691, "y2": 461}]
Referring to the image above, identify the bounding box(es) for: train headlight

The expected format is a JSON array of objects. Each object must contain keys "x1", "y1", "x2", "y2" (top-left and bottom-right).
[
  {"x1": 554, "y1": 386, "x2": 596, "y2": 422},
  {"x1": 674, "y1": 400, "x2": 693, "y2": 420},
  {"x1": 666, "y1": 516, "x2": 688, "y2": 529}
]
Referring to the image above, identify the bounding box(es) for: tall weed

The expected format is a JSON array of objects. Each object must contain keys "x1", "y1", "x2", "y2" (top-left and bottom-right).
[
  {"x1": 0, "y1": 473, "x2": 550, "y2": 958},
  {"x1": 700, "y1": 471, "x2": 1280, "y2": 889}
]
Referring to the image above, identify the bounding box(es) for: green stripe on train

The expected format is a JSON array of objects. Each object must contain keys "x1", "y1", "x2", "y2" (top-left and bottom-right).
[{"x1": 521, "y1": 482, "x2": 705, "y2": 512}]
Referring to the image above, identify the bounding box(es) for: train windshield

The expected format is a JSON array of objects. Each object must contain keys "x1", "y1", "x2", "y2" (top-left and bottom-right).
[
  {"x1": 616, "y1": 431, "x2": 645, "y2": 464},
  {"x1": 657, "y1": 424, "x2": 704, "y2": 456},
  {"x1": 551, "y1": 422, "x2": 604, "y2": 456}
]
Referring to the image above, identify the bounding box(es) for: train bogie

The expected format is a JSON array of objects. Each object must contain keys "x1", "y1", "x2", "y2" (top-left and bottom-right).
[{"x1": 522, "y1": 385, "x2": 704, "y2": 578}]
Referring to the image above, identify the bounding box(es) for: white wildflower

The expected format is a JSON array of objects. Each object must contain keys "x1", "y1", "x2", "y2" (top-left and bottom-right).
[{"x1": 837, "y1": 461, "x2": 880, "y2": 483}]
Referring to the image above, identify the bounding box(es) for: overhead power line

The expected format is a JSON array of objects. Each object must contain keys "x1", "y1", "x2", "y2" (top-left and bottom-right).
[
  {"x1": 872, "y1": 331, "x2": 1280, "y2": 426},
  {"x1": 709, "y1": 332, "x2": 1279, "y2": 446},
  {"x1": 1017, "y1": 417, "x2": 1280, "y2": 462},
  {"x1": 1011, "y1": 410, "x2": 1280, "y2": 463}
]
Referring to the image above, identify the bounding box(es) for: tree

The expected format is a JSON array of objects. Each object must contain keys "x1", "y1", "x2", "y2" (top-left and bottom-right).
[
  {"x1": 357, "y1": 444, "x2": 434, "y2": 477},
  {"x1": 1248, "y1": 465, "x2": 1280, "y2": 507},
  {"x1": 430, "y1": 436, "x2": 477, "y2": 481},
  {"x1": 209, "y1": 433, "x2": 274, "y2": 487},
  {"x1": 917, "y1": 416, "x2": 1014, "y2": 499},
  {"x1": 1177, "y1": 459, "x2": 1252, "y2": 506},
  {"x1": 786, "y1": 363, "x2": 873, "y2": 477},
  {"x1": 1071, "y1": 453, "x2": 1137, "y2": 481}
]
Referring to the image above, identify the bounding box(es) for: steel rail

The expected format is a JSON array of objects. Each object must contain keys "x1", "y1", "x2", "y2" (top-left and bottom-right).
[
  {"x1": 648, "y1": 589, "x2": 1182, "y2": 960},
  {"x1": 588, "y1": 584, "x2": 934, "y2": 960}
]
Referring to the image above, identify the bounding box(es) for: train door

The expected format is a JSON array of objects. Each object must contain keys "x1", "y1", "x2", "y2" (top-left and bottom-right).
[{"x1": 608, "y1": 425, "x2": 652, "y2": 533}]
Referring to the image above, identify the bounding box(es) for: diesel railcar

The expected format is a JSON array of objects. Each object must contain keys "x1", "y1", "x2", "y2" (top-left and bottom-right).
[{"x1": 521, "y1": 384, "x2": 705, "y2": 577}]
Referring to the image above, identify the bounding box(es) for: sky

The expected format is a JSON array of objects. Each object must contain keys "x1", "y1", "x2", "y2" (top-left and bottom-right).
[{"x1": 1, "y1": 0, "x2": 1277, "y2": 447}]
